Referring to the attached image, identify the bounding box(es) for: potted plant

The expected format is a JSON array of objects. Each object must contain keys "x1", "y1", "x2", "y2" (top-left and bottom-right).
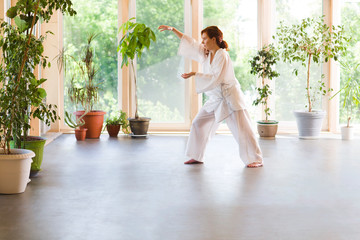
[
  {"x1": 331, "y1": 61, "x2": 360, "y2": 140},
  {"x1": 0, "y1": 0, "x2": 75, "y2": 193},
  {"x1": 250, "y1": 44, "x2": 280, "y2": 138},
  {"x1": 58, "y1": 34, "x2": 105, "y2": 139},
  {"x1": 274, "y1": 16, "x2": 349, "y2": 139},
  {"x1": 105, "y1": 110, "x2": 130, "y2": 137},
  {"x1": 64, "y1": 111, "x2": 88, "y2": 141},
  {"x1": 117, "y1": 18, "x2": 156, "y2": 136}
]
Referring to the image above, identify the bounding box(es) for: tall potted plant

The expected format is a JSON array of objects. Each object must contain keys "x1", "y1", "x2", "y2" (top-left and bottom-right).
[
  {"x1": 59, "y1": 34, "x2": 105, "y2": 139},
  {"x1": 250, "y1": 44, "x2": 280, "y2": 138},
  {"x1": 274, "y1": 16, "x2": 349, "y2": 139},
  {"x1": 117, "y1": 18, "x2": 156, "y2": 136},
  {"x1": 0, "y1": 0, "x2": 75, "y2": 193},
  {"x1": 331, "y1": 61, "x2": 360, "y2": 140}
]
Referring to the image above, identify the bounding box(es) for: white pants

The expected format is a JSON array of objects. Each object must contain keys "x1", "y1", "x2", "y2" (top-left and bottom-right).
[{"x1": 185, "y1": 108, "x2": 263, "y2": 164}]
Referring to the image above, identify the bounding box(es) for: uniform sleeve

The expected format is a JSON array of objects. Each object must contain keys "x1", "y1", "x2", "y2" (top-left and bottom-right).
[
  {"x1": 194, "y1": 51, "x2": 227, "y2": 93},
  {"x1": 177, "y1": 34, "x2": 207, "y2": 63}
]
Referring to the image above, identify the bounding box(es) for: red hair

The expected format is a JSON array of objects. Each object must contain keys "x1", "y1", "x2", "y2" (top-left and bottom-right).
[{"x1": 201, "y1": 26, "x2": 229, "y2": 50}]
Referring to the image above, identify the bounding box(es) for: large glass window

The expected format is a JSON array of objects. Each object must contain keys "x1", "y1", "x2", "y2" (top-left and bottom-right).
[
  {"x1": 274, "y1": 0, "x2": 323, "y2": 121},
  {"x1": 203, "y1": 0, "x2": 258, "y2": 118},
  {"x1": 63, "y1": 0, "x2": 118, "y2": 117},
  {"x1": 136, "y1": 0, "x2": 185, "y2": 123},
  {"x1": 340, "y1": 1, "x2": 360, "y2": 125}
]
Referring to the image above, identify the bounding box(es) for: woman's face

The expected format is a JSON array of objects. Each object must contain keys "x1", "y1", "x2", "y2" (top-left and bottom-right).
[{"x1": 201, "y1": 32, "x2": 217, "y2": 51}]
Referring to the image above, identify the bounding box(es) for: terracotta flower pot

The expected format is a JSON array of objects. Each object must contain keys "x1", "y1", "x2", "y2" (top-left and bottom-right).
[
  {"x1": 75, "y1": 128, "x2": 87, "y2": 141},
  {"x1": 107, "y1": 124, "x2": 121, "y2": 137},
  {"x1": 75, "y1": 111, "x2": 106, "y2": 139}
]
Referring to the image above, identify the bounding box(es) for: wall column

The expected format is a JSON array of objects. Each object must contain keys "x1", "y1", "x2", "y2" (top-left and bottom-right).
[
  {"x1": 257, "y1": 0, "x2": 275, "y2": 121},
  {"x1": 323, "y1": 0, "x2": 340, "y2": 132}
]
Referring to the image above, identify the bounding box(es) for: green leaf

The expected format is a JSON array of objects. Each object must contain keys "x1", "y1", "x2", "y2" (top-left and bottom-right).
[
  {"x1": 14, "y1": 16, "x2": 28, "y2": 32},
  {"x1": 6, "y1": 6, "x2": 18, "y2": 18},
  {"x1": 37, "y1": 88, "x2": 47, "y2": 98}
]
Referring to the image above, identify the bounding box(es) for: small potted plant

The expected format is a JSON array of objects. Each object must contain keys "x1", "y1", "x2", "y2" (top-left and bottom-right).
[
  {"x1": 64, "y1": 111, "x2": 88, "y2": 141},
  {"x1": 274, "y1": 16, "x2": 349, "y2": 139},
  {"x1": 331, "y1": 61, "x2": 360, "y2": 140},
  {"x1": 58, "y1": 33, "x2": 105, "y2": 139},
  {"x1": 105, "y1": 110, "x2": 130, "y2": 137},
  {"x1": 0, "y1": 0, "x2": 75, "y2": 193},
  {"x1": 117, "y1": 18, "x2": 156, "y2": 137},
  {"x1": 250, "y1": 44, "x2": 280, "y2": 138}
]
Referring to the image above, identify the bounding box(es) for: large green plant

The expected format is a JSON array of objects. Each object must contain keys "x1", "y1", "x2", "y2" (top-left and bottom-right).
[
  {"x1": 117, "y1": 18, "x2": 156, "y2": 119},
  {"x1": 0, "y1": 0, "x2": 76, "y2": 154},
  {"x1": 331, "y1": 61, "x2": 360, "y2": 127},
  {"x1": 274, "y1": 16, "x2": 349, "y2": 112},
  {"x1": 250, "y1": 44, "x2": 280, "y2": 122}
]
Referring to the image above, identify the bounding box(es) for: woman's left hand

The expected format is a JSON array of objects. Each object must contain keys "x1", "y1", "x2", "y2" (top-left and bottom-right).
[{"x1": 181, "y1": 72, "x2": 196, "y2": 79}]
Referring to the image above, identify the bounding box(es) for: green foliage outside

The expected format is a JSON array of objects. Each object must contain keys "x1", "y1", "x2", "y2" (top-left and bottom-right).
[{"x1": 136, "y1": 0, "x2": 186, "y2": 123}]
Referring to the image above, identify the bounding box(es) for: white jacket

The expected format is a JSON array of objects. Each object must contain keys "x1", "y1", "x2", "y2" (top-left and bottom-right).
[{"x1": 178, "y1": 34, "x2": 247, "y2": 122}]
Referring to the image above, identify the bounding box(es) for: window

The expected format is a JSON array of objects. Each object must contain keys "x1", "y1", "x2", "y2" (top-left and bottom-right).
[
  {"x1": 136, "y1": 0, "x2": 186, "y2": 123},
  {"x1": 340, "y1": 1, "x2": 360, "y2": 125},
  {"x1": 63, "y1": 0, "x2": 118, "y2": 118}
]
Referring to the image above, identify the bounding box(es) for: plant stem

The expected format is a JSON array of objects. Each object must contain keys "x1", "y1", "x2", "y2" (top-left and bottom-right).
[
  {"x1": 7, "y1": 0, "x2": 41, "y2": 154},
  {"x1": 307, "y1": 54, "x2": 312, "y2": 112},
  {"x1": 347, "y1": 117, "x2": 351, "y2": 128},
  {"x1": 262, "y1": 61, "x2": 268, "y2": 121},
  {"x1": 130, "y1": 60, "x2": 139, "y2": 119}
]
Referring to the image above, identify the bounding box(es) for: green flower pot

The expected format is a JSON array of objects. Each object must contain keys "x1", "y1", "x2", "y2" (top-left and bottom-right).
[{"x1": 10, "y1": 136, "x2": 47, "y2": 177}]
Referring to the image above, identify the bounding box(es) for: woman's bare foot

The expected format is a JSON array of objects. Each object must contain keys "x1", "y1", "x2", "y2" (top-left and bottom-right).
[
  {"x1": 184, "y1": 159, "x2": 203, "y2": 164},
  {"x1": 247, "y1": 162, "x2": 263, "y2": 168}
]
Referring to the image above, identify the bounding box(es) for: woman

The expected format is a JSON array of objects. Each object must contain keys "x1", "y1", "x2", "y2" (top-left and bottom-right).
[{"x1": 158, "y1": 25, "x2": 263, "y2": 168}]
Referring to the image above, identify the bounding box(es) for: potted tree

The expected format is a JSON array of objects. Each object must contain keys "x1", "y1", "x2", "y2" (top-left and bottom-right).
[
  {"x1": 331, "y1": 61, "x2": 360, "y2": 140},
  {"x1": 274, "y1": 16, "x2": 349, "y2": 139},
  {"x1": 250, "y1": 44, "x2": 280, "y2": 138},
  {"x1": 0, "y1": 0, "x2": 75, "y2": 193},
  {"x1": 59, "y1": 34, "x2": 105, "y2": 139},
  {"x1": 117, "y1": 18, "x2": 156, "y2": 137},
  {"x1": 64, "y1": 111, "x2": 88, "y2": 141},
  {"x1": 105, "y1": 110, "x2": 130, "y2": 137}
]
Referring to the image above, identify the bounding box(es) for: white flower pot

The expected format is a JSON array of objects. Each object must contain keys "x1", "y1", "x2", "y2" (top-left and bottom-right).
[
  {"x1": 341, "y1": 126, "x2": 354, "y2": 140},
  {"x1": 0, "y1": 149, "x2": 35, "y2": 194},
  {"x1": 293, "y1": 110, "x2": 326, "y2": 139}
]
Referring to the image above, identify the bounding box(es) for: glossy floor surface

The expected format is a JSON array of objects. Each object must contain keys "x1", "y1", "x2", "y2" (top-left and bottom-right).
[{"x1": 1, "y1": 133, "x2": 360, "y2": 240}]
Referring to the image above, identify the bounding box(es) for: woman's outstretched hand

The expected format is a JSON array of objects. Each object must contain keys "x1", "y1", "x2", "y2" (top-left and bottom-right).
[
  {"x1": 181, "y1": 72, "x2": 196, "y2": 79},
  {"x1": 158, "y1": 25, "x2": 173, "y2": 32}
]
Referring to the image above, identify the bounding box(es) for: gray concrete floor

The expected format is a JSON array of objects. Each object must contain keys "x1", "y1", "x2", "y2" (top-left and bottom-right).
[{"x1": 1, "y1": 133, "x2": 360, "y2": 240}]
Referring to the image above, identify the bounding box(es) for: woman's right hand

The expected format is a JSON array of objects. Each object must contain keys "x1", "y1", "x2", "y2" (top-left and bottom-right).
[{"x1": 158, "y1": 25, "x2": 173, "y2": 32}]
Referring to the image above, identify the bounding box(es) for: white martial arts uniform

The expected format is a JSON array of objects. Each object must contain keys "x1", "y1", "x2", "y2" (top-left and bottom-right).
[{"x1": 178, "y1": 34, "x2": 263, "y2": 164}]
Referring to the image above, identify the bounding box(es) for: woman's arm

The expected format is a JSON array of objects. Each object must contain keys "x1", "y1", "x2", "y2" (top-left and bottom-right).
[{"x1": 158, "y1": 25, "x2": 183, "y2": 39}]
